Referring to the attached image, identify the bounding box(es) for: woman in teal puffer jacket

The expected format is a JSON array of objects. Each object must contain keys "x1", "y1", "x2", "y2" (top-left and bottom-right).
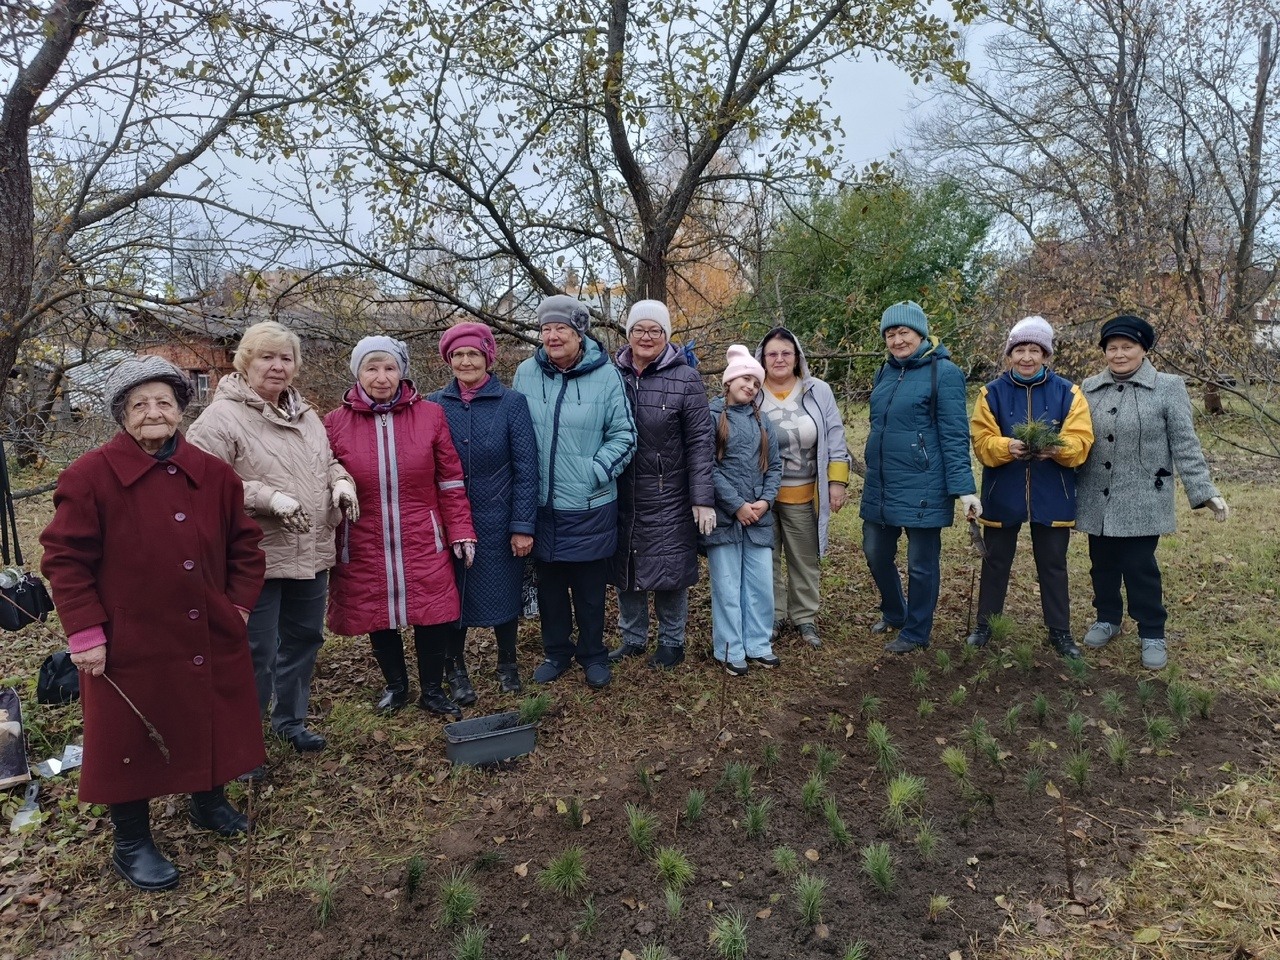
[{"x1": 859, "y1": 301, "x2": 981, "y2": 654}]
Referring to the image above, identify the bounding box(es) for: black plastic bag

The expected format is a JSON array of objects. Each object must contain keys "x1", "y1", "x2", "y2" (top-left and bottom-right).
[
  {"x1": 37, "y1": 651, "x2": 79, "y2": 706},
  {"x1": 0, "y1": 572, "x2": 53, "y2": 632}
]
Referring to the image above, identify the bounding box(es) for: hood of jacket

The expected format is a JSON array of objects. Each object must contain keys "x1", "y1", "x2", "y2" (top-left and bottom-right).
[
  {"x1": 754, "y1": 326, "x2": 812, "y2": 380},
  {"x1": 534, "y1": 335, "x2": 610, "y2": 379},
  {"x1": 616, "y1": 341, "x2": 686, "y2": 376},
  {"x1": 340, "y1": 378, "x2": 422, "y2": 415},
  {"x1": 210, "y1": 372, "x2": 314, "y2": 421},
  {"x1": 887, "y1": 337, "x2": 951, "y2": 370}
]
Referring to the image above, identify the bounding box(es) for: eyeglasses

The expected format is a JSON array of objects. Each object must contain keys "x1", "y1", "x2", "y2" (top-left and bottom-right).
[
  {"x1": 764, "y1": 351, "x2": 794, "y2": 361},
  {"x1": 630, "y1": 327, "x2": 666, "y2": 341}
]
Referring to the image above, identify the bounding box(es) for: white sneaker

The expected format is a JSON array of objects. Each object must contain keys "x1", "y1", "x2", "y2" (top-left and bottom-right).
[
  {"x1": 1083, "y1": 621, "x2": 1121, "y2": 648},
  {"x1": 1140, "y1": 637, "x2": 1168, "y2": 670}
]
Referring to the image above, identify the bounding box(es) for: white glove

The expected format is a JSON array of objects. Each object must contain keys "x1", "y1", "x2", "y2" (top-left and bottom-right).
[
  {"x1": 269, "y1": 491, "x2": 312, "y2": 534},
  {"x1": 452, "y1": 540, "x2": 476, "y2": 568},
  {"x1": 332, "y1": 478, "x2": 360, "y2": 523},
  {"x1": 959, "y1": 494, "x2": 983, "y2": 520},
  {"x1": 693, "y1": 505, "x2": 716, "y2": 537},
  {"x1": 1208, "y1": 496, "x2": 1229, "y2": 522}
]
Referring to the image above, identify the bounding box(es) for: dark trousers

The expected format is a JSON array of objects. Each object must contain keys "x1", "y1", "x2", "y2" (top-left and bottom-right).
[
  {"x1": 536, "y1": 560, "x2": 608, "y2": 668},
  {"x1": 445, "y1": 619, "x2": 519, "y2": 667},
  {"x1": 1088, "y1": 534, "x2": 1165, "y2": 638},
  {"x1": 861, "y1": 521, "x2": 942, "y2": 647},
  {"x1": 370, "y1": 624, "x2": 454, "y2": 692},
  {"x1": 246, "y1": 572, "x2": 328, "y2": 737},
  {"x1": 977, "y1": 524, "x2": 1071, "y2": 633}
]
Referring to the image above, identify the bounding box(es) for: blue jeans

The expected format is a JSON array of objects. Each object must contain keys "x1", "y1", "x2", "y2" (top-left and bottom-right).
[
  {"x1": 246, "y1": 572, "x2": 329, "y2": 736},
  {"x1": 616, "y1": 588, "x2": 690, "y2": 649},
  {"x1": 707, "y1": 540, "x2": 774, "y2": 663},
  {"x1": 861, "y1": 521, "x2": 942, "y2": 648}
]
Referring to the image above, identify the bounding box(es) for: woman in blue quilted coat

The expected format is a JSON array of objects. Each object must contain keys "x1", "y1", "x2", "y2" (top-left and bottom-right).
[
  {"x1": 860, "y1": 301, "x2": 981, "y2": 654},
  {"x1": 430, "y1": 323, "x2": 539, "y2": 699}
]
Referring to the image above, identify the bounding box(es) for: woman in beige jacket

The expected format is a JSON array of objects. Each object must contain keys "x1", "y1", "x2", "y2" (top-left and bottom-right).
[{"x1": 187, "y1": 321, "x2": 356, "y2": 759}]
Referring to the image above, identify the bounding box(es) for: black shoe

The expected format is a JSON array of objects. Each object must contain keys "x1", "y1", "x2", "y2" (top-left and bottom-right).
[
  {"x1": 607, "y1": 643, "x2": 647, "y2": 663},
  {"x1": 112, "y1": 836, "x2": 180, "y2": 891},
  {"x1": 286, "y1": 728, "x2": 326, "y2": 753},
  {"x1": 966, "y1": 627, "x2": 990, "y2": 648},
  {"x1": 446, "y1": 667, "x2": 477, "y2": 707},
  {"x1": 377, "y1": 684, "x2": 410, "y2": 714},
  {"x1": 747, "y1": 653, "x2": 781, "y2": 669},
  {"x1": 584, "y1": 662, "x2": 612, "y2": 689},
  {"x1": 496, "y1": 662, "x2": 523, "y2": 694},
  {"x1": 770, "y1": 620, "x2": 785, "y2": 642},
  {"x1": 883, "y1": 636, "x2": 925, "y2": 655},
  {"x1": 419, "y1": 687, "x2": 463, "y2": 719},
  {"x1": 871, "y1": 619, "x2": 901, "y2": 634},
  {"x1": 648, "y1": 646, "x2": 685, "y2": 670},
  {"x1": 189, "y1": 787, "x2": 250, "y2": 837},
  {"x1": 1048, "y1": 630, "x2": 1082, "y2": 659},
  {"x1": 237, "y1": 765, "x2": 266, "y2": 783}
]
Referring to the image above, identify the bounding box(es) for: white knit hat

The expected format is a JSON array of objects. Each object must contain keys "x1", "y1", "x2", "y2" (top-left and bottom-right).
[
  {"x1": 625, "y1": 299, "x2": 672, "y2": 339},
  {"x1": 722, "y1": 344, "x2": 765, "y2": 386},
  {"x1": 1005, "y1": 315, "x2": 1055, "y2": 357}
]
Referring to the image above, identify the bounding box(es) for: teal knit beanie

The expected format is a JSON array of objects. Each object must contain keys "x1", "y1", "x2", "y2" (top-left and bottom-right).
[{"x1": 879, "y1": 301, "x2": 929, "y2": 338}]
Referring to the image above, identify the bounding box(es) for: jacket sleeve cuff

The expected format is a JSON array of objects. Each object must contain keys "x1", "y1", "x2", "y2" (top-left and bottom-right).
[
  {"x1": 827, "y1": 462, "x2": 851, "y2": 484},
  {"x1": 68, "y1": 625, "x2": 107, "y2": 654},
  {"x1": 509, "y1": 521, "x2": 535, "y2": 535}
]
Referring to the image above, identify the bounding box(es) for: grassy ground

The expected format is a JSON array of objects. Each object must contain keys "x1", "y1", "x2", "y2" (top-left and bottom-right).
[{"x1": 0, "y1": 399, "x2": 1276, "y2": 958}]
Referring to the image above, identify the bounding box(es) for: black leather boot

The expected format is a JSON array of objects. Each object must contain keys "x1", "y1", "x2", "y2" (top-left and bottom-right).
[
  {"x1": 416, "y1": 635, "x2": 462, "y2": 719},
  {"x1": 419, "y1": 686, "x2": 463, "y2": 719},
  {"x1": 370, "y1": 633, "x2": 410, "y2": 713},
  {"x1": 110, "y1": 800, "x2": 179, "y2": 892},
  {"x1": 1048, "y1": 629, "x2": 1083, "y2": 659},
  {"x1": 445, "y1": 658, "x2": 477, "y2": 707},
  {"x1": 189, "y1": 785, "x2": 250, "y2": 837},
  {"x1": 496, "y1": 661, "x2": 523, "y2": 694}
]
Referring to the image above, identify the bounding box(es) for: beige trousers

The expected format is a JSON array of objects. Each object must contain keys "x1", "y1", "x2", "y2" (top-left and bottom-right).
[{"x1": 772, "y1": 500, "x2": 822, "y2": 626}]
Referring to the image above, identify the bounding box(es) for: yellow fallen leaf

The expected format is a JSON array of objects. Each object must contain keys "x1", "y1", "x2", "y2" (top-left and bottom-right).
[
  {"x1": 513, "y1": 861, "x2": 528, "y2": 878},
  {"x1": 1133, "y1": 928, "x2": 1162, "y2": 944},
  {"x1": 756, "y1": 908, "x2": 771, "y2": 919},
  {"x1": 620, "y1": 951, "x2": 637, "y2": 960},
  {"x1": 1212, "y1": 901, "x2": 1240, "y2": 911},
  {"x1": 950, "y1": 951, "x2": 964, "y2": 960},
  {"x1": 805, "y1": 849, "x2": 820, "y2": 862},
  {"x1": 555, "y1": 799, "x2": 567, "y2": 814},
  {"x1": 519, "y1": 934, "x2": 530, "y2": 943}
]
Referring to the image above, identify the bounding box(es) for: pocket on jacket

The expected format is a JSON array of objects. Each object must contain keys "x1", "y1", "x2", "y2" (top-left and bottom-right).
[
  {"x1": 914, "y1": 433, "x2": 930, "y2": 470},
  {"x1": 429, "y1": 511, "x2": 444, "y2": 552}
]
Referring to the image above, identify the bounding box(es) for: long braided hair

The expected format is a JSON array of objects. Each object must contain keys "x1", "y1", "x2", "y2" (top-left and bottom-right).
[{"x1": 715, "y1": 380, "x2": 770, "y2": 475}]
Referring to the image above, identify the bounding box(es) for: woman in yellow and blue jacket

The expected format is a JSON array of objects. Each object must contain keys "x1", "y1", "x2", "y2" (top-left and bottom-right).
[{"x1": 968, "y1": 316, "x2": 1093, "y2": 657}]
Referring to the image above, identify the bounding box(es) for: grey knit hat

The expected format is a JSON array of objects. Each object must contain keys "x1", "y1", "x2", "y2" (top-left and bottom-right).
[
  {"x1": 104, "y1": 355, "x2": 193, "y2": 424},
  {"x1": 535, "y1": 294, "x2": 592, "y2": 338},
  {"x1": 350, "y1": 335, "x2": 411, "y2": 379},
  {"x1": 1005, "y1": 315, "x2": 1055, "y2": 357}
]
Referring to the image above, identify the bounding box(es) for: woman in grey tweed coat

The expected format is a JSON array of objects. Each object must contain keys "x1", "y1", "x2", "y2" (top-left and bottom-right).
[{"x1": 1075, "y1": 314, "x2": 1229, "y2": 669}]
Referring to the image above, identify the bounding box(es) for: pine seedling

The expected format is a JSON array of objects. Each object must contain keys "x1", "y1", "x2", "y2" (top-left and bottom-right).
[
  {"x1": 637, "y1": 766, "x2": 657, "y2": 798},
  {"x1": 538, "y1": 846, "x2": 588, "y2": 897},
  {"x1": 517, "y1": 692, "x2": 552, "y2": 725},
  {"x1": 1145, "y1": 713, "x2": 1175, "y2": 747},
  {"x1": 828, "y1": 711, "x2": 846, "y2": 733},
  {"x1": 472, "y1": 850, "x2": 504, "y2": 871},
  {"x1": 860, "y1": 842, "x2": 895, "y2": 894},
  {"x1": 1011, "y1": 418, "x2": 1065, "y2": 453},
  {"x1": 926, "y1": 894, "x2": 952, "y2": 922},
  {"x1": 452, "y1": 924, "x2": 488, "y2": 960},
  {"x1": 814, "y1": 743, "x2": 841, "y2": 778},
  {"x1": 958, "y1": 640, "x2": 977, "y2": 665},
  {"x1": 980, "y1": 734, "x2": 1006, "y2": 769},
  {"x1": 1032, "y1": 692, "x2": 1050, "y2": 724},
  {"x1": 1002, "y1": 704, "x2": 1023, "y2": 736},
  {"x1": 1104, "y1": 731, "x2": 1130, "y2": 770},
  {"x1": 794, "y1": 873, "x2": 826, "y2": 925},
  {"x1": 1066, "y1": 711, "x2": 1087, "y2": 744},
  {"x1": 935, "y1": 649, "x2": 953, "y2": 674},
  {"x1": 653, "y1": 846, "x2": 694, "y2": 891},
  {"x1": 710, "y1": 909, "x2": 749, "y2": 960},
  {"x1": 859, "y1": 694, "x2": 882, "y2": 720},
  {"x1": 563, "y1": 797, "x2": 585, "y2": 830},
  {"x1": 638, "y1": 943, "x2": 671, "y2": 960},
  {"x1": 843, "y1": 941, "x2": 872, "y2": 960},
  {"x1": 1191, "y1": 687, "x2": 1215, "y2": 719},
  {"x1": 1166, "y1": 682, "x2": 1192, "y2": 726},
  {"x1": 1066, "y1": 655, "x2": 1089, "y2": 685},
  {"x1": 762, "y1": 743, "x2": 781, "y2": 773},
  {"x1": 948, "y1": 686, "x2": 969, "y2": 707},
  {"x1": 917, "y1": 698, "x2": 935, "y2": 719},
  {"x1": 1026, "y1": 736, "x2": 1053, "y2": 763},
  {"x1": 1101, "y1": 689, "x2": 1126, "y2": 720},
  {"x1": 801, "y1": 774, "x2": 825, "y2": 815},
  {"x1": 964, "y1": 716, "x2": 990, "y2": 758},
  {"x1": 940, "y1": 745, "x2": 970, "y2": 784},
  {"x1": 914, "y1": 818, "x2": 939, "y2": 861},
  {"x1": 744, "y1": 796, "x2": 772, "y2": 840},
  {"x1": 1060, "y1": 689, "x2": 1079, "y2": 711},
  {"x1": 1012, "y1": 641, "x2": 1036, "y2": 672},
  {"x1": 986, "y1": 612, "x2": 1015, "y2": 644},
  {"x1": 625, "y1": 803, "x2": 657, "y2": 856},
  {"x1": 311, "y1": 870, "x2": 337, "y2": 928},
  {"x1": 885, "y1": 773, "x2": 927, "y2": 831},
  {"x1": 823, "y1": 797, "x2": 853, "y2": 849},
  {"x1": 1023, "y1": 766, "x2": 1045, "y2": 797},
  {"x1": 683, "y1": 788, "x2": 706, "y2": 824},
  {"x1": 575, "y1": 896, "x2": 599, "y2": 937},
  {"x1": 865, "y1": 721, "x2": 901, "y2": 774},
  {"x1": 439, "y1": 867, "x2": 480, "y2": 928},
  {"x1": 1136, "y1": 679, "x2": 1155, "y2": 709},
  {"x1": 406, "y1": 854, "x2": 425, "y2": 900},
  {"x1": 909, "y1": 666, "x2": 930, "y2": 692},
  {"x1": 772, "y1": 846, "x2": 800, "y2": 876},
  {"x1": 1063, "y1": 750, "x2": 1091, "y2": 791},
  {"x1": 664, "y1": 886, "x2": 683, "y2": 919},
  {"x1": 721, "y1": 761, "x2": 755, "y2": 802}
]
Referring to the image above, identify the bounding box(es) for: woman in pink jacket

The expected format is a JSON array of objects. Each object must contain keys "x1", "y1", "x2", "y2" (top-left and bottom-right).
[{"x1": 325, "y1": 336, "x2": 477, "y2": 718}]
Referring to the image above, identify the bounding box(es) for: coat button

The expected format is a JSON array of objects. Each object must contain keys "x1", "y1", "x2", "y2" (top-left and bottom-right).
[
  {"x1": 193, "y1": 655, "x2": 205, "y2": 666},
  {"x1": 1104, "y1": 462, "x2": 1111, "y2": 469},
  {"x1": 167, "y1": 465, "x2": 178, "y2": 475},
  {"x1": 1107, "y1": 434, "x2": 1114, "y2": 442},
  {"x1": 175, "y1": 512, "x2": 186, "y2": 522},
  {"x1": 1117, "y1": 384, "x2": 1124, "y2": 391},
  {"x1": 183, "y1": 560, "x2": 195, "y2": 570},
  {"x1": 188, "y1": 609, "x2": 200, "y2": 620},
  {"x1": 1103, "y1": 488, "x2": 1109, "y2": 496},
  {"x1": 122, "y1": 757, "x2": 130, "y2": 764},
  {"x1": 1109, "y1": 408, "x2": 1117, "y2": 414}
]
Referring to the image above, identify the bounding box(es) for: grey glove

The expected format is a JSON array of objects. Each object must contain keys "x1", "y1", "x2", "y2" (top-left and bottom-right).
[
  {"x1": 269, "y1": 491, "x2": 312, "y2": 534},
  {"x1": 332, "y1": 478, "x2": 360, "y2": 523},
  {"x1": 693, "y1": 505, "x2": 716, "y2": 537},
  {"x1": 452, "y1": 540, "x2": 476, "y2": 568}
]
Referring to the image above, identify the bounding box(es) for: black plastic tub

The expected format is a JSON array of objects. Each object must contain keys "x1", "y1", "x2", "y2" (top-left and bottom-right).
[{"x1": 443, "y1": 710, "x2": 536, "y2": 766}]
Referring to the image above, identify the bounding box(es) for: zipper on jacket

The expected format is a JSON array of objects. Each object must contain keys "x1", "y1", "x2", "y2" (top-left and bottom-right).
[{"x1": 875, "y1": 366, "x2": 908, "y2": 522}]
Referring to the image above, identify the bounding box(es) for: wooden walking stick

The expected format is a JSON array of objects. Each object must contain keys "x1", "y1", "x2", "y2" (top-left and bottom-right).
[
  {"x1": 243, "y1": 776, "x2": 256, "y2": 910},
  {"x1": 101, "y1": 674, "x2": 170, "y2": 763}
]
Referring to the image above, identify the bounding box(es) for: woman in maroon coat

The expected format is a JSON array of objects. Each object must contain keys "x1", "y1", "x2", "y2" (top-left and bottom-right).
[
  {"x1": 325, "y1": 336, "x2": 477, "y2": 718},
  {"x1": 40, "y1": 356, "x2": 266, "y2": 892}
]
